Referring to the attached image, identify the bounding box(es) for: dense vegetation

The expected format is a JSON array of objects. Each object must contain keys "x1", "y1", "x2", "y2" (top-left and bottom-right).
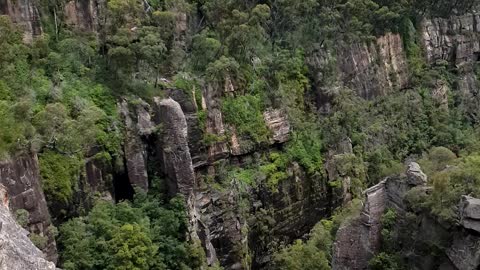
[{"x1": 1, "y1": 0, "x2": 480, "y2": 268}]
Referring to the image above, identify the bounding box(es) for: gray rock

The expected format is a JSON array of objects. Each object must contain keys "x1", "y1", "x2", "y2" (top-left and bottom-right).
[
  {"x1": 119, "y1": 100, "x2": 149, "y2": 191},
  {"x1": 460, "y1": 196, "x2": 480, "y2": 233},
  {"x1": 421, "y1": 14, "x2": 480, "y2": 68},
  {"x1": 0, "y1": 154, "x2": 57, "y2": 262},
  {"x1": 446, "y1": 233, "x2": 480, "y2": 270},
  {"x1": 154, "y1": 97, "x2": 195, "y2": 196},
  {"x1": 308, "y1": 32, "x2": 408, "y2": 103},
  {"x1": 0, "y1": 184, "x2": 56, "y2": 270},
  {"x1": 461, "y1": 196, "x2": 480, "y2": 220},
  {"x1": 406, "y1": 162, "x2": 427, "y2": 186}
]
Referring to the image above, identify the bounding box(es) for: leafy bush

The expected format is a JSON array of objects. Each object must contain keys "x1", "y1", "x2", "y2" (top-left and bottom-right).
[
  {"x1": 39, "y1": 151, "x2": 81, "y2": 204},
  {"x1": 273, "y1": 223, "x2": 332, "y2": 270},
  {"x1": 222, "y1": 94, "x2": 270, "y2": 143},
  {"x1": 59, "y1": 193, "x2": 205, "y2": 270}
]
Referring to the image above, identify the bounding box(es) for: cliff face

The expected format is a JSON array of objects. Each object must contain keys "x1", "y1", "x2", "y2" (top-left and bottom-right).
[
  {"x1": 3, "y1": 3, "x2": 480, "y2": 270},
  {"x1": 0, "y1": 154, "x2": 57, "y2": 263},
  {"x1": 421, "y1": 12, "x2": 480, "y2": 121},
  {"x1": 114, "y1": 86, "x2": 339, "y2": 269},
  {"x1": 0, "y1": 0, "x2": 42, "y2": 42},
  {"x1": 308, "y1": 32, "x2": 409, "y2": 111},
  {"x1": 332, "y1": 161, "x2": 480, "y2": 270},
  {"x1": 0, "y1": 184, "x2": 56, "y2": 270}
]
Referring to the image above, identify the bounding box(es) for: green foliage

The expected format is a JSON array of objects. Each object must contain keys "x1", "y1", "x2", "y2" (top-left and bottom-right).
[
  {"x1": 272, "y1": 223, "x2": 332, "y2": 270},
  {"x1": 259, "y1": 152, "x2": 289, "y2": 191},
  {"x1": 30, "y1": 233, "x2": 49, "y2": 250},
  {"x1": 15, "y1": 209, "x2": 30, "y2": 228},
  {"x1": 39, "y1": 151, "x2": 81, "y2": 204},
  {"x1": 418, "y1": 146, "x2": 457, "y2": 175},
  {"x1": 286, "y1": 127, "x2": 323, "y2": 175},
  {"x1": 369, "y1": 252, "x2": 403, "y2": 270},
  {"x1": 59, "y1": 193, "x2": 202, "y2": 270},
  {"x1": 222, "y1": 94, "x2": 270, "y2": 143}
]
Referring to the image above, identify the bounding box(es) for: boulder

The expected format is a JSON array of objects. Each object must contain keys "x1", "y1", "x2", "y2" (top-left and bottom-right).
[
  {"x1": 406, "y1": 162, "x2": 427, "y2": 186},
  {"x1": 460, "y1": 195, "x2": 480, "y2": 233}
]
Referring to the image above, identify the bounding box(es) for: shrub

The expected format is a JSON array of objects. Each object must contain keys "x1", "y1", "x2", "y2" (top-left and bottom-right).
[
  {"x1": 222, "y1": 94, "x2": 270, "y2": 143},
  {"x1": 39, "y1": 151, "x2": 81, "y2": 204}
]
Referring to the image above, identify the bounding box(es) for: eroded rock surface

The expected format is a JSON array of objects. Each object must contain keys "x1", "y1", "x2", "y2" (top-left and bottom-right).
[
  {"x1": 333, "y1": 162, "x2": 426, "y2": 270},
  {"x1": 0, "y1": 154, "x2": 57, "y2": 262},
  {"x1": 0, "y1": 184, "x2": 56, "y2": 270},
  {"x1": 309, "y1": 32, "x2": 408, "y2": 105},
  {"x1": 263, "y1": 109, "x2": 290, "y2": 144},
  {"x1": 460, "y1": 195, "x2": 480, "y2": 233},
  {"x1": 64, "y1": 0, "x2": 99, "y2": 31},
  {"x1": 119, "y1": 99, "x2": 150, "y2": 191},
  {"x1": 154, "y1": 97, "x2": 195, "y2": 196},
  {"x1": 0, "y1": 0, "x2": 42, "y2": 42}
]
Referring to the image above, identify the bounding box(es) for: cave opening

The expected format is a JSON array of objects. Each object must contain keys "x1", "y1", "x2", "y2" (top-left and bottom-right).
[
  {"x1": 474, "y1": 52, "x2": 480, "y2": 62},
  {"x1": 113, "y1": 163, "x2": 134, "y2": 202}
]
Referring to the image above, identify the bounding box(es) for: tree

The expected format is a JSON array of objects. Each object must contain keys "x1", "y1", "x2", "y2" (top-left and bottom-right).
[{"x1": 107, "y1": 224, "x2": 158, "y2": 270}]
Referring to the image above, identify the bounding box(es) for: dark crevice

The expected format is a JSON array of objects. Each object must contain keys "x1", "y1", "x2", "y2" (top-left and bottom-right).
[{"x1": 113, "y1": 159, "x2": 134, "y2": 202}]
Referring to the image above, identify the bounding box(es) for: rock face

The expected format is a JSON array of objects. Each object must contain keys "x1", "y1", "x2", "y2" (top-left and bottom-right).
[
  {"x1": 263, "y1": 109, "x2": 290, "y2": 144},
  {"x1": 119, "y1": 100, "x2": 150, "y2": 191},
  {"x1": 63, "y1": 0, "x2": 99, "y2": 31},
  {"x1": 459, "y1": 195, "x2": 480, "y2": 233},
  {"x1": 154, "y1": 97, "x2": 196, "y2": 196},
  {"x1": 332, "y1": 162, "x2": 426, "y2": 270},
  {"x1": 332, "y1": 180, "x2": 387, "y2": 270},
  {"x1": 421, "y1": 12, "x2": 480, "y2": 122},
  {"x1": 309, "y1": 32, "x2": 408, "y2": 107},
  {"x1": 421, "y1": 13, "x2": 480, "y2": 68},
  {"x1": 406, "y1": 162, "x2": 428, "y2": 186},
  {"x1": 0, "y1": 154, "x2": 57, "y2": 262},
  {"x1": 0, "y1": 184, "x2": 56, "y2": 270},
  {"x1": 0, "y1": 0, "x2": 42, "y2": 42}
]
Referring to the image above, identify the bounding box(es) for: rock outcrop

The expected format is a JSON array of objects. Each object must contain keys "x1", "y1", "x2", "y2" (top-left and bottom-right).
[
  {"x1": 0, "y1": 184, "x2": 56, "y2": 270},
  {"x1": 406, "y1": 162, "x2": 428, "y2": 186},
  {"x1": 309, "y1": 32, "x2": 408, "y2": 107},
  {"x1": 119, "y1": 100, "x2": 150, "y2": 191},
  {"x1": 333, "y1": 162, "x2": 426, "y2": 270},
  {"x1": 459, "y1": 195, "x2": 480, "y2": 233},
  {"x1": 154, "y1": 97, "x2": 196, "y2": 196},
  {"x1": 263, "y1": 109, "x2": 290, "y2": 144},
  {"x1": 0, "y1": 154, "x2": 57, "y2": 262},
  {"x1": 0, "y1": 0, "x2": 42, "y2": 42},
  {"x1": 63, "y1": 0, "x2": 99, "y2": 31}
]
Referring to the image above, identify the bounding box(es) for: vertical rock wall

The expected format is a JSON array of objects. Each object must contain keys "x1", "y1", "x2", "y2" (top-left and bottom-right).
[
  {"x1": 0, "y1": 184, "x2": 56, "y2": 270},
  {"x1": 0, "y1": 154, "x2": 57, "y2": 263},
  {"x1": 0, "y1": 0, "x2": 42, "y2": 42},
  {"x1": 308, "y1": 32, "x2": 409, "y2": 109}
]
